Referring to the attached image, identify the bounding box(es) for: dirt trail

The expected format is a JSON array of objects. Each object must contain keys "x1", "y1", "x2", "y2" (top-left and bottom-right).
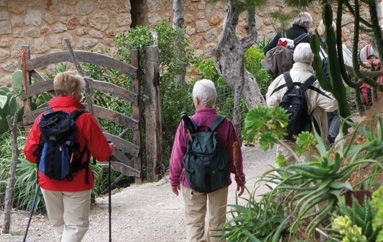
[{"x1": 0, "y1": 145, "x2": 275, "y2": 242}]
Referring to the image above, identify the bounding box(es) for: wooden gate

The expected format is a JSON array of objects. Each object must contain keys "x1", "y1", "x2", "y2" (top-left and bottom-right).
[{"x1": 20, "y1": 41, "x2": 142, "y2": 182}]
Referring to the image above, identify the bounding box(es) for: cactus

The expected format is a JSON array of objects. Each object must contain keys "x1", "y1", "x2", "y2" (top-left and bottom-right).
[
  {"x1": 311, "y1": 3, "x2": 351, "y2": 135},
  {"x1": 0, "y1": 86, "x2": 21, "y2": 135}
]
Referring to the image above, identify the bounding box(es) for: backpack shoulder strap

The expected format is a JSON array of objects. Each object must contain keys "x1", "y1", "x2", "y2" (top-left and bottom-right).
[
  {"x1": 270, "y1": 72, "x2": 294, "y2": 96},
  {"x1": 293, "y1": 33, "x2": 309, "y2": 46},
  {"x1": 300, "y1": 75, "x2": 317, "y2": 91},
  {"x1": 209, "y1": 115, "x2": 226, "y2": 131},
  {"x1": 283, "y1": 71, "x2": 294, "y2": 90},
  {"x1": 70, "y1": 109, "x2": 87, "y2": 120},
  {"x1": 307, "y1": 86, "x2": 332, "y2": 99}
]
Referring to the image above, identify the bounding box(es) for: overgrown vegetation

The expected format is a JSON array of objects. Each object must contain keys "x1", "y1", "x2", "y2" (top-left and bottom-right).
[{"x1": 219, "y1": 103, "x2": 383, "y2": 241}]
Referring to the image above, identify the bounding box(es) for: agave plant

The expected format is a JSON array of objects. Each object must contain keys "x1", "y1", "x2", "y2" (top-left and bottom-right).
[{"x1": 224, "y1": 105, "x2": 383, "y2": 241}]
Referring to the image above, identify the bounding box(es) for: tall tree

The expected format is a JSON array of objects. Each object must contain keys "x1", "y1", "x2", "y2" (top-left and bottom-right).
[
  {"x1": 211, "y1": 1, "x2": 263, "y2": 137},
  {"x1": 172, "y1": 0, "x2": 186, "y2": 82}
]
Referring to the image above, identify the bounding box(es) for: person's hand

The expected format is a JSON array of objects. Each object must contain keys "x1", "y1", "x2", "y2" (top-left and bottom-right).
[
  {"x1": 172, "y1": 185, "x2": 180, "y2": 196},
  {"x1": 237, "y1": 184, "x2": 245, "y2": 197},
  {"x1": 108, "y1": 140, "x2": 115, "y2": 153}
]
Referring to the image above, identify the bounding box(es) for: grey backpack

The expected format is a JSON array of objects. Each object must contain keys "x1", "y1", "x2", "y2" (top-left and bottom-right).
[{"x1": 182, "y1": 114, "x2": 230, "y2": 193}]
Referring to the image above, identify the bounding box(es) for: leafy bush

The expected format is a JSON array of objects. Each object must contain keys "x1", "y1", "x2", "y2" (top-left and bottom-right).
[
  {"x1": 0, "y1": 131, "x2": 44, "y2": 211},
  {"x1": 114, "y1": 22, "x2": 195, "y2": 168},
  {"x1": 244, "y1": 46, "x2": 272, "y2": 96},
  {"x1": 222, "y1": 105, "x2": 383, "y2": 240}
]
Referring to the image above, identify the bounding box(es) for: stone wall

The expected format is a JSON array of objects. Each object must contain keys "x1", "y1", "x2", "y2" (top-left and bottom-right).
[
  {"x1": 0, "y1": 0, "x2": 132, "y2": 86},
  {"x1": 0, "y1": 0, "x2": 378, "y2": 87}
]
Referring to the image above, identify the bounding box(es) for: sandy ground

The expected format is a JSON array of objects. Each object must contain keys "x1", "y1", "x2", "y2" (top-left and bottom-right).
[{"x1": 0, "y1": 144, "x2": 275, "y2": 242}]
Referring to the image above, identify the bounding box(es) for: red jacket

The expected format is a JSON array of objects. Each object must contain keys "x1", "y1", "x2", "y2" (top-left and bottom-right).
[
  {"x1": 359, "y1": 58, "x2": 383, "y2": 106},
  {"x1": 24, "y1": 96, "x2": 113, "y2": 191}
]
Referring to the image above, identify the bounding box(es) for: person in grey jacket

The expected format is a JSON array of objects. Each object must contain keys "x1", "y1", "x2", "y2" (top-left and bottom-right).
[{"x1": 266, "y1": 43, "x2": 338, "y2": 164}]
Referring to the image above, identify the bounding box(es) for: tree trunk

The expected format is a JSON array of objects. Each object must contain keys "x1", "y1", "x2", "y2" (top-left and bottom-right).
[
  {"x1": 2, "y1": 114, "x2": 19, "y2": 234},
  {"x1": 172, "y1": 0, "x2": 186, "y2": 82},
  {"x1": 211, "y1": 1, "x2": 264, "y2": 138}
]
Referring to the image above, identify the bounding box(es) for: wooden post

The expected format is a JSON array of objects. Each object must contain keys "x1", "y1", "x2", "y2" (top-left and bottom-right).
[
  {"x1": 131, "y1": 49, "x2": 142, "y2": 183},
  {"x1": 21, "y1": 45, "x2": 32, "y2": 129},
  {"x1": 143, "y1": 46, "x2": 162, "y2": 181},
  {"x1": 2, "y1": 114, "x2": 19, "y2": 233}
]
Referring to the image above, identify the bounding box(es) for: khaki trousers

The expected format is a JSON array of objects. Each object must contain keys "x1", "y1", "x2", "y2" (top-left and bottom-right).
[
  {"x1": 182, "y1": 185, "x2": 228, "y2": 242},
  {"x1": 41, "y1": 188, "x2": 92, "y2": 242}
]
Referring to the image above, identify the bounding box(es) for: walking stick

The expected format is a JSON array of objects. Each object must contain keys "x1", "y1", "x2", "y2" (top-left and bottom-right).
[
  {"x1": 23, "y1": 185, "x2": 40, "y2": 242},
  {"x1": 108, "y1": 156, "x2": 112, "y2": 242}
]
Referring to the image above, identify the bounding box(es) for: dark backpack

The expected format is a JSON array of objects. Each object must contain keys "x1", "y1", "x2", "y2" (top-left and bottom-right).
[
  {"x1": 34, "y1": 109, "x2": 89, "y2": 181},
  {"x1": 261, "y1": 33, "x2": 309, "y2": 79},
  {"x1": 182, "y1": 114, "x2": 230, "y2": 193},
  {"x1": 278, "y1": 72, "x2": 317, "y2": 140},
  {"x1": 319, "y1": 47, "x2": 330, "y2": 79}
]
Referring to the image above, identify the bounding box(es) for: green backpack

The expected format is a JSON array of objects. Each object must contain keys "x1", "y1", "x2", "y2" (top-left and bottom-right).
[{"x1": 182, "y1": 113, "x2": 230, "y2": 193}]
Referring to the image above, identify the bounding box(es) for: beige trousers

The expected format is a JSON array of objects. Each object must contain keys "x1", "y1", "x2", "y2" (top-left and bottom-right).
[
  {"x1": 182, "y1": 185, "x2": 228, "y2": 242},
  {"x1": 41, "y1": 188, "x2": 92, "y2": 242}
]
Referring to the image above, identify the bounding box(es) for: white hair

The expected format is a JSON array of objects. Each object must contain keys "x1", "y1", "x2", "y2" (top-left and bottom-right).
[
  {"x1": 293, "y1": 43, "x2": 314, "y2": 64},
  {"x1": 192, "y1": 79, "x2": 217, "y2": 108},
  {"x1": 293, "y1": 12, "x2": 313, "y2": 27}
]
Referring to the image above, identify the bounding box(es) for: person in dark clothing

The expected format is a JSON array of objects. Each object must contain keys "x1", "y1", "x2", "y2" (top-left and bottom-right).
[{"x1": 264, "y1": 12, "x2": 313, "y2": 55}]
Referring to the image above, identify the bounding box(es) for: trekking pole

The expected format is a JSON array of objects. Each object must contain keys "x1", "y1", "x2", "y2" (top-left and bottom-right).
[
  {"x1": 108, "y1": 156, "x2": 112, "y2": 242},
  {"x1": 107, "y1": 139, "x2": 113, "y2": 242},
  {"x1": 181, "y1": 111, "x2": 194, "y2": 142},
  {"x1": 23, "y1": 185, "x2": 40, "y2": 242}
]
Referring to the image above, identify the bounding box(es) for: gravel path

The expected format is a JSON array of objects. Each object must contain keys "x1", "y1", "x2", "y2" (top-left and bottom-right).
[{"x1": 1, "y1": 145, "x2": 275, "y2": 242}]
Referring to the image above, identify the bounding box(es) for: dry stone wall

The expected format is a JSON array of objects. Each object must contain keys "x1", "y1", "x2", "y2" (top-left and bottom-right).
[
  {"x1": 0, "y1": 0, "x2": 132, "y2": 86},
  {"x1": 0, "y1": 0, "x2": 378, "y2": 87}
]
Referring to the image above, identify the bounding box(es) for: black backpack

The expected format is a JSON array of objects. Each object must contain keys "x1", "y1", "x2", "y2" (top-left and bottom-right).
[
  {"x1": 279, "y1": 72, "x2": 317, "y2": 140},
  {"x1": 34, "y1": 109, "x2": 89, "y2": 181},
  {"x1": 182, "y1": 113, "x2": 230, "y2": 193}
]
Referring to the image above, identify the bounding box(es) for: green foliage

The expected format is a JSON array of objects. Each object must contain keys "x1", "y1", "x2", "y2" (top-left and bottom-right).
[
  {"x1": 46, "y1": 63, "x2": 72, "y2": 80},
  {"x1": 0, "y1": 132, "x2": 44, "y2": 211},
  {"x1": 193, "y1": 58, "x2": 220, "y2": 81},
  {"x1": 371, "y1": 186, "x2": 383, "y2": 241},
  {"x1": 192, "y1": 57, "x2": 245, "y2": 119},
  {"x1": 90, "y1": 162, "x2": 127, "y2": 197},
  {"x1": 82, "y1": 55, "x2": 133, "y2": 137},
  {"x1": 242, "y1": 105, "x2": 288, "y2": 150},
  {"x1": 160, "y1": 76, "x2": 194, "y2": 167},
  {"x1": 154, "y1": 22, "x2": 191, "y2": 76},
  {"x1": 11, "y1": 68, "x2": 54, "y2": 120},
  {"x1": 115, "y1": 25, "x2": 154, "y2": 63},
  {"x1": 114, "y1": 21, "x2": 195, "y2": 169},
  {"x1": 333, "y1": 196, "x2": 379, "y2": 242},
  {"x1": 0, "y1": 86, "x2": 22, "y2": 135},
  {"x1": 245, "y1": 47, "x2": 272, "y2": 96},
  {"x1": 332, "y1": 215, "x2": 367, "y2": 242},
  {"x1": 219, "y1": 188, "x2": 286, "y2": 241},
  {"x1": 238, "y1": 104, "x2": 383, "y2": 239},
  {"x1": 193, "y1": 58, "x2": 234, "y2": 118}
]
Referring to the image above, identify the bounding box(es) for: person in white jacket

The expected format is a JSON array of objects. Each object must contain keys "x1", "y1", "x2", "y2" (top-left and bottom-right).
[{"x1": 266, "y1": 43, "x2": 338, "y2": 165}]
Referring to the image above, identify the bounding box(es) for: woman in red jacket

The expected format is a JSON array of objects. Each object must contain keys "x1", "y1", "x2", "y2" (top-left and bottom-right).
[{"x1": 24, "y1": 71, "x2": 115, "y2": 242}]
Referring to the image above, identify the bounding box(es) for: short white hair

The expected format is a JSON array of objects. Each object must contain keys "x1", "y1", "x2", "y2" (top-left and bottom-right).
[
  {"x1": 192, "y1": 79, "x2": 217, "y2": 108},
  {"x1": 293, "y1": 43, "x2": 314, "y2": 64}
]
